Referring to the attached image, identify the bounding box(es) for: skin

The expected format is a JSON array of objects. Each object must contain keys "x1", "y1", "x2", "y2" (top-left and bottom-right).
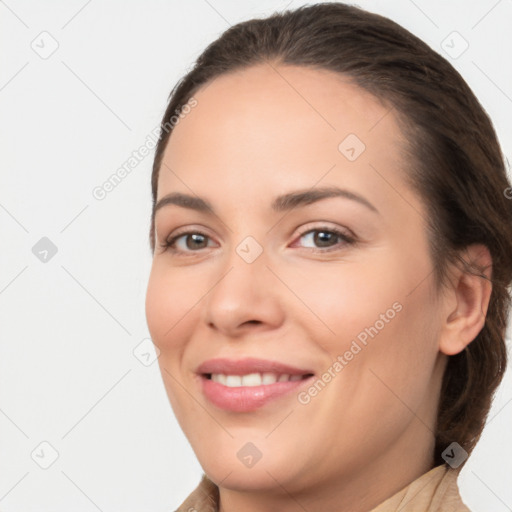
[{"x1": 145, "y1": 63, "x2": 492, "y2": 512}]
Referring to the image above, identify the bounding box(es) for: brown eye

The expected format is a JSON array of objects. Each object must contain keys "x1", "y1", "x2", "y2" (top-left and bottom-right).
[
  {"x1": 161, "y1": 231, "x2": 214, "y2": 254},
  {"x1": 296, "y1": 227, "x2": 355, "y2": 250},
  {"x1": 183, "y1": 233, "x2": 209, "y2": 250},
  {"x1": 313, "y1": 231, "x2": 338, "y2": 247}
]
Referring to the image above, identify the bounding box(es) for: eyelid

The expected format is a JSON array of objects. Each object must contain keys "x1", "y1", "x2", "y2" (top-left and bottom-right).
[
  {"x1": 293, "y1": 221, "x2": 356, "y2": 240},
  {"x1": 160, "y1": 224, "x2": 216, "y2": 244},
  {"x1": 289, "y1": 224, "x2": 356, "y2": 253},
  {"x1": 159, "y1": 226, "x2": 217, "y2": 253}
]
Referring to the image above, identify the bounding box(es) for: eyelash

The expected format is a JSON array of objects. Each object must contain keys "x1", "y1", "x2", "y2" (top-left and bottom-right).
[{"x1": 159, "y1": 226, "x2": 356, "y2": 256}]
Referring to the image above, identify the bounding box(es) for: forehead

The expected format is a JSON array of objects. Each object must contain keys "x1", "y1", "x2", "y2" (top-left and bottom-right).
[{"x1": 158, "y1": 63, "x2": 411, "y2": 213}]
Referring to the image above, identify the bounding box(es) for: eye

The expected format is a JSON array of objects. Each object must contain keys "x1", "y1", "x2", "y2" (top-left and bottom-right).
[
  {"x1": 293, "y1": 226, "x2": 356, "y2": 252},
  {"x1": 160, "y1": 230, "x2": 215, "y2": 255},
  {"x1": 159, "y1": 225, "x2": 356, "y2": 256}
]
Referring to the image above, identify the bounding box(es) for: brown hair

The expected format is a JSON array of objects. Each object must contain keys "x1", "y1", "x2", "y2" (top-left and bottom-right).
[{"x1": 149, "y1": 2, "x2": 512, "y2": 467}]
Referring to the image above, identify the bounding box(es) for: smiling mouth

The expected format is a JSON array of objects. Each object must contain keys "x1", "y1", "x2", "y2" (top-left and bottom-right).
[
  {"x1": 199, "y1": 371, "x2": 316, "y2": 412},
  {"x1": 196, "y1": 357, "x2": 316, "y2": 411},
  {"x1": 203, "y1": 372, "x2": 315, "y2": 387}
]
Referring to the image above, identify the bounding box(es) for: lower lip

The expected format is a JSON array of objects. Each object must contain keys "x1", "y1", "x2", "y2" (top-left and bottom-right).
[{"x1": 200, "y1": 375, "x2": 314, "y2": 412}]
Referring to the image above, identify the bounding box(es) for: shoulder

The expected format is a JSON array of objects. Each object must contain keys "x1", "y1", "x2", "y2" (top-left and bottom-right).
[
  {"x1": 429, "y1": 465, "x2": 471, "y2": 512},
  {"x1": 173, "y1": 473, "x2": 219, "y2": 512},
  {"x1": 371, "y1": 464, "x2": 471, "y2": 512}
]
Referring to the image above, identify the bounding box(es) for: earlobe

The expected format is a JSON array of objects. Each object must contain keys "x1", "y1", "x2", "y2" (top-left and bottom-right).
[{"x1": 439, "y1": 244, "x2": 493, "y2": 356}]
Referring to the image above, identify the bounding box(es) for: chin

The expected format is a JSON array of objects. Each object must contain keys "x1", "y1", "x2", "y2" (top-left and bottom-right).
[{"x1": 195, "y1": 440, "x2": 301, "y2": 491}]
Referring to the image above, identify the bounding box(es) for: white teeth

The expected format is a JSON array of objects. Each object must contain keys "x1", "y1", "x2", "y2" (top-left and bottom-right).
[
  {"x1": 241, "y1": 373, "x2": 262, "y2": 386},
  {"x1": 225, "y1": 375, "x2": 242, "y2": 387},
  {"x1": 212, "y1": 373, "x2": 227, "y2": 385},
  {"x1": 209, "y1": 373, "x2": 306, "y2": 387},
  {"x1": 262, "y1": 372, "x2": 278, "y2": 385}
]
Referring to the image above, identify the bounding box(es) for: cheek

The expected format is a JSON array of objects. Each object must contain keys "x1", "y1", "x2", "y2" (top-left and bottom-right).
[
  {"x1": 301, "y1": 248, "x2": 439, "y2": 397},
  {"x1": 335, "y1": 266, "x2": 440, "y2": 424},
  {"x1": 146, "y1": 266, "x2": 203, "y2": 426},
  {"x1": 145, "y1": 263, "x2": 198, "y2": 354},
  {"x1": 286, "y1": 257, "x2": 408, "y2": 349},
  {"x1": 145, "y1": 271, "x2": 169, "y2": 347}
]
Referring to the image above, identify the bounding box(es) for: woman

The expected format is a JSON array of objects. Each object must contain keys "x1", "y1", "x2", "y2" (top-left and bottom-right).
[{"x1": 145, "y1": 3, "x2": 512, "y2": 511}]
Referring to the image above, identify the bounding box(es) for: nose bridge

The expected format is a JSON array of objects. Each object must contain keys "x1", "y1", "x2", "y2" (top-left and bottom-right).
[
  {"x1": 234, "y1": 234, "x2": 266, "y2": 267},
  {"x1": 200, "y1": 230, "x2": 283, "y2": 333},
  {"x1": 216, "y1": 232, "x2": 270, "y2": 297}
]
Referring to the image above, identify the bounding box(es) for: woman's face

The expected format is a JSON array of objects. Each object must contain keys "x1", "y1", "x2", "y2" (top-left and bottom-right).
[{"x1": 145, "y1": 64, "x2": 447, "y2": 493}]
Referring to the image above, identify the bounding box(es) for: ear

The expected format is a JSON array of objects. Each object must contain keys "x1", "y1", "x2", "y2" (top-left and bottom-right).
[{"x1": 438, "y1": 244, "x2": 493, "y2": 356}]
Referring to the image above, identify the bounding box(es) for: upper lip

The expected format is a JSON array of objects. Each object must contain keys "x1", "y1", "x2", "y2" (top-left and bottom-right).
[{"x1": 196, "y1": 357, "x2": 315, "y2": 376}]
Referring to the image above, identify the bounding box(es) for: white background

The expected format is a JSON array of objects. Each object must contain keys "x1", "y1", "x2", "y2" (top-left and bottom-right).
[{"x1": 0, "y1": 1, "x2": 511, "y2": 510}]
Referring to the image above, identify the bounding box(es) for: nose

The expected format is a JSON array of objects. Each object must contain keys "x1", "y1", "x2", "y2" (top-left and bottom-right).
[{"x1": 200, "y1": 239, "x2": 285, "y2": 338}]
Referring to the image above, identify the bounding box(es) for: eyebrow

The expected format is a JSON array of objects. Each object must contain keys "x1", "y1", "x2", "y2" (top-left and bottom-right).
[{"x1": 153, "y1": 186, "x2": 379, "y2": 218}]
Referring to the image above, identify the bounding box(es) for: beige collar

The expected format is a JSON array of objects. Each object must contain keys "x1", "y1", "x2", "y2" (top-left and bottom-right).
[{"x1": 175, "y1": 464, "x2": 470, "y2": 512}]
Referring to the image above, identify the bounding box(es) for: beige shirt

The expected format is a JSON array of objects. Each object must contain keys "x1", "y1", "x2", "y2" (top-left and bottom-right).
[{"x1": 174, "y1": 464, "x2": 471, "y2": 512}]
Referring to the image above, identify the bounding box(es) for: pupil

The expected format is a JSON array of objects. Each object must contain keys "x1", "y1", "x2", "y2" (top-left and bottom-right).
[
  {"x1": 187, "y1": 233, "x2": 206, "y2": 250},
  {"x1": 315, "y1": 231, "x2": 334, "y2": 247}
]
